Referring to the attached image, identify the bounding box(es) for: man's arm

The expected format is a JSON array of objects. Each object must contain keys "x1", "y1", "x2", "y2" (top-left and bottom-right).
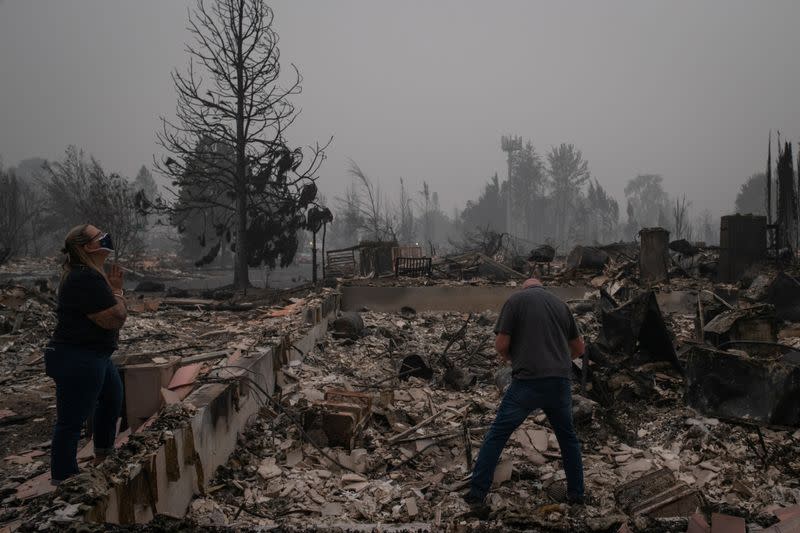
[
  {"x1": 568, "y1": 336, "x2": 585, "y2": 360},
  {"x1": 495, "y1": 333, "x2": 511, "y2": 362}
]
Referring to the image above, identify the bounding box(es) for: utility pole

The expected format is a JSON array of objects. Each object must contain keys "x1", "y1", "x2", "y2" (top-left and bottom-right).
[{"x1": 501, "y1": 135, "x2": 522, "y2": 241}]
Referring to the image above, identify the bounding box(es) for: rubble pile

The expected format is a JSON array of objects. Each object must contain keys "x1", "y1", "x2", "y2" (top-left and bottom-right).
[
  {"x1": 3, "y1": 243, "x2": 800, "y2": 530},
  {"x1": 185, "y1": 300, "x2": 800, "y2": 531},
  {"x1": 0, "y1": 282, "x2": 60, "y2": 483}
]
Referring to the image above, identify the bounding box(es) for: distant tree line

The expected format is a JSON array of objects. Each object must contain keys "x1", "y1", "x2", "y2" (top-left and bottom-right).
[
  {"x1": 0, "y1": 148, "x2": 156, "y2": 266},
  {"x1": 328, "y1": 136, "x2": 722, "y2": 256}
]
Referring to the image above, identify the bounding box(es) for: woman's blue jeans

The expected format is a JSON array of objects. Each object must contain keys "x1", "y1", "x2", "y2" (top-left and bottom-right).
[
  {"x1": 469, "y1": 377, "x2": 584, "y2": 502},
  {"x1": 45, "y1": 343, "x2": 123, "y2": 482}
]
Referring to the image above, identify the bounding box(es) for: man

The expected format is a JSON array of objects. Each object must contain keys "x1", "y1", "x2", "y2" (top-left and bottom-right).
[{"x1": 466, "y1": 278, "x2": 585, "y2": 506}]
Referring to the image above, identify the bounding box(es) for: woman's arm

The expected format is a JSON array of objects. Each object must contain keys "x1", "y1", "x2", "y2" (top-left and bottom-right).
[
  {"x1": 88, "y1": 293, "x2": 127, "y2": 330},
  {"x1": 87, "y1": 264, "x2": 127, "y2": 330}
]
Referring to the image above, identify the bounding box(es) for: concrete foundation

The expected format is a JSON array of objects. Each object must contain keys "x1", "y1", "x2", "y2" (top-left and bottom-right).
[
  {"x1": 120, "y1": 359, "x2": 179, "y2": 431},
  {"x1": 340, "y1": 285, "x2": 591, "y2": 313},
  {"x1": 85, "y1": 293, "x2": 339, "y2": 524}
]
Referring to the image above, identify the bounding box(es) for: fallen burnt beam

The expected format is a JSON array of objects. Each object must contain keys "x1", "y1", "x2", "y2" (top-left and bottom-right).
[{"x1": 685, "y1": 345, "x2": 800, "y2": 427}]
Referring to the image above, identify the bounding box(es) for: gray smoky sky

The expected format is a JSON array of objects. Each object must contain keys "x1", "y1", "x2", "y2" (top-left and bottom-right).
[{"x1": 2, "y1": 0, "x2": 800, "y2": 219}]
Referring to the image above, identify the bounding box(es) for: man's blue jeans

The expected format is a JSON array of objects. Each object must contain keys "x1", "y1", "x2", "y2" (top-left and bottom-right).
[
  {"x1": 469, "y1": 377, "x2": 584, "y2": 501},
  {"x1": 45, "y1": 343, "x2": 123, "y2": 482}
]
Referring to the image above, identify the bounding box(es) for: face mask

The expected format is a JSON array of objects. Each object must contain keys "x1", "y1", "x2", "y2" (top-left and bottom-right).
[{"x1": 90, "y1": 233, "x2": 115, "y2": 253}]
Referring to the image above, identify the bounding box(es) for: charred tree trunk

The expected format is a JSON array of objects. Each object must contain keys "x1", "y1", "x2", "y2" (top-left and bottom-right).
[
  {"x1": 234, "y1": 0, "x2": 249, "y2": 291},
  {"x1": 155, "y1": 0, "x2": 329, "y2": 280}
]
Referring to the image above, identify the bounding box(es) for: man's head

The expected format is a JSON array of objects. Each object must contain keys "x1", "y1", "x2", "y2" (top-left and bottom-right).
[{"x1": 523, "y1": 278, "x2": 542, "y2": 289}]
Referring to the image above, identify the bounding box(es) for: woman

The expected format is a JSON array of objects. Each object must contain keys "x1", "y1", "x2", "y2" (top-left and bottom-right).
[{"x1": 45, "y1": 224, "x2": 127, "y2": 484}]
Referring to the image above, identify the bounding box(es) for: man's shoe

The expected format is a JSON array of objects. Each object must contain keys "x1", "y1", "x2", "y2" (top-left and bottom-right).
[
  {"x1": 567, "y1": 494, "x2": 586, "y2": 506},
  {"x1": 462, "y1": 492, "x2": 491, "y2": 519},
  {"x1": 463, "y1": 492, "x2": 483, "y2": 505}
]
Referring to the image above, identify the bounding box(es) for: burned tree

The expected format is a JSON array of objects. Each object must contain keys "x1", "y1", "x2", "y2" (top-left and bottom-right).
[
  {"x1": 547, "y1": 144, "x2": 591, "y2": 247},
  {"x1": 156, "y1": 0, "x2": 328, "y2": 289},
  {"x1": 775, "y1": 142, "x2": 798, "y2": 254},
  {"x1": 0, "y1": 168, "x2": 28, "y2": 265},
  {"x1": 672, "y1": 193, "x2": 691, "y2": 240},
  {"x1": 347, "y1": 161, "x2": 396, "y2": 242},
  {"x1": 624, "y1": 174, "x2": 669, "y2": 239},
  {"x1": 461, "y1": 174, "x2": 504, "y2": 234},
  {"x1": 395, "y1": 178, "x2": 416, "y2": 245},
  {"x1": 506, "y1": 140, "x2": 547, "y2": 243},
  {"x1": 584, "y1": 179, "x2": 619, "y2": 244},
  {"x1": 735, "y1": 173, "x2": 767, "y2": 216},
  {"x1": 42, "y1": 146, "x2": 146, "y2": 258},
  {"x1": 331, "y1": 183, "x2": 363, "y2": 248}
]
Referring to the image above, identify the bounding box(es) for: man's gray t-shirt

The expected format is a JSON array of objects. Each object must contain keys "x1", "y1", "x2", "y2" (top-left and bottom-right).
[{"x1": 494, "y1": 286, "x2": 580, "y2": 380}]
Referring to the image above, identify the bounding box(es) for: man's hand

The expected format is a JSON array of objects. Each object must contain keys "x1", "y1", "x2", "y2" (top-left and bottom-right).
[
  {"x1": 569, "y1": 336, "x2": 585, "y2": 360},
  {"x1": 108, "y1": 263, "x2": 124, "y2": 292},
  {"x1": 495, "y1": 333, "x2": 511, "y2": 364}
]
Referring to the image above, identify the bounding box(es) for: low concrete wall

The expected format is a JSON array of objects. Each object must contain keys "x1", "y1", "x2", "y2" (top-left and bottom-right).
[
  {"x1": 87, "y1": 292, "x2": 339, "y2": 524},
  {"x1": 340, "y1": 284, "x2": 714, "y2": 317},
  {"x1": 340, "y1": 285, "x2": 591, "y2": 313}
]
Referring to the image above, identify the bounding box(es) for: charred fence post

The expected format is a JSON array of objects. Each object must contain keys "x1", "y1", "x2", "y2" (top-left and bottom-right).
[
  {"x1": 718, "y1": 215, "x2": 767, "y2": 283},
  {"x1": 639, "y1": 227, "x2": 670, "y2": 284}
]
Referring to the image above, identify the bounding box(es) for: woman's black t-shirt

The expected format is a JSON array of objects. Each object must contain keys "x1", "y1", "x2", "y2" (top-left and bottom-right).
[{"x1": 51, "y1": 265, "x2": 119, "y2": 353}]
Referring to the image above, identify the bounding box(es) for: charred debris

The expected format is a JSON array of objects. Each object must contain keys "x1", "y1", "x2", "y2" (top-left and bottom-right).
[{"x1": 1, "y1": 228, "x2": 800, "y2": 532}]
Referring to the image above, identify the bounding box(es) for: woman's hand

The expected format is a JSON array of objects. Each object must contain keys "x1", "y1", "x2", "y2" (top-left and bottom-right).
[{"x1": 108, "y1": 263, "x2": 124, "y2": 292}]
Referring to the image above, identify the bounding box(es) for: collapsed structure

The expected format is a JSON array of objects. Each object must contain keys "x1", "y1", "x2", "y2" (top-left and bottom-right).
[{"x1": 0, "y1": 229, "x2": 799, "y2": 532}]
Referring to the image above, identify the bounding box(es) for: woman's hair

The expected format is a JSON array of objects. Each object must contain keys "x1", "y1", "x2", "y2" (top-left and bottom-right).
[{"x1": 60, "y1": 224, "x2": 107, "y2": 285}]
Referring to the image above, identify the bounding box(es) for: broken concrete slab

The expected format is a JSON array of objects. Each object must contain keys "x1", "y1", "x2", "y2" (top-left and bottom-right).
[
  {"x1": 404, "y1": 496, "x2": 418, "y2": 517},
  {"x1": 257, "y1": 457, "x2": 282, "y2": 480},
  {"x1": 687, "y1": 512, "x2": 711, "y2": 533},
  {"x1": 621, "y1": 459, "x2": 652, "y2": 476},
  {"x1": 685, "y1": 345, "x2": 800, "y2": 427},
  {"x1": 529, "y1": 429, "x2": 549, "y2": 453},
  {"x1": 492, "y1": 458, "x2": 513, "y2": 486},
  {"x1": 710, "y1": 513, "x2": 746, "y2": 533},
  {"x1": 775, "y1": 505, "x2": 800, "y2": 522}
]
